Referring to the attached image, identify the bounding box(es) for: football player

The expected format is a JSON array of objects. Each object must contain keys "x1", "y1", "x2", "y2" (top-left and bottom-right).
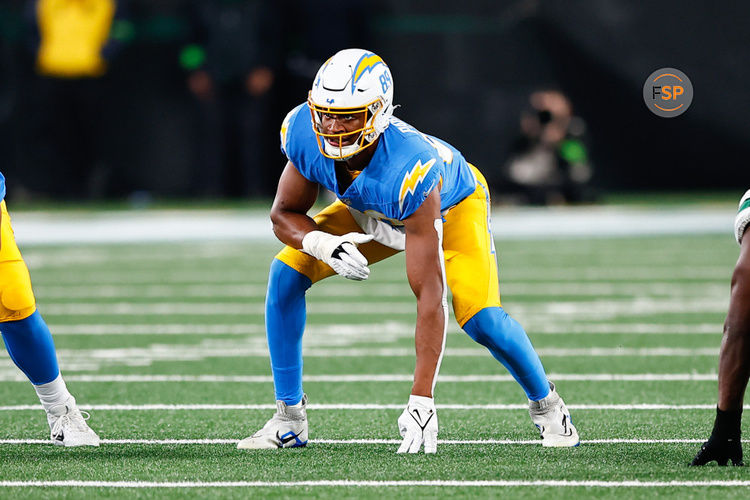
[
  {"x1": 237, "y1": 49, "x2": 579, "y2": 453},
  {"x1": 691, "y1": 190, "x2": 750, "y2": 466},
  {"x1": 0, "y1": 171, "x2": 99, "y2": 446}
]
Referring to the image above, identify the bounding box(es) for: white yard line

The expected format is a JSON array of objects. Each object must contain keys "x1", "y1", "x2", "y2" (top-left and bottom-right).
[
  {"x1": 0, "y1": 403, "x2": 737, "y2": 411},
  {"x1": 0, "y1": 373, "x2": 720, "y2": 383},
  {"x1": 0, "y1": 346, "x2": 718, "y2": 377},
  {"x1": 47, "y1": 324, "x2": 267, "y2": 335},
  {"x1": 36, "y1": 298, "x2": 730, "y2": 317},
  {"x1": 43, "y1": 322, "x2": 724, "y2": 336},
  {"x1": 1, "y1": 479, "x2": 749, "y2": 488},
  {"x1": 0, "y1": 438, "x2": 738, "y2": 445},
  {"x1": 39, "y1": 302, "x2": 417, "y2": 316},
  {"x1": 34, "y1": 284, "x2": 411, "y2": 299},
  {"x1": 47, "y1": 346, "x2": 719, "y2": 359},
  {"x1": 32, "y1": 282, "x2": 725, "y2": 299}
]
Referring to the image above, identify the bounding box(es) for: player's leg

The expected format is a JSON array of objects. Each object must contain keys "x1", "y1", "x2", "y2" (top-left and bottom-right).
[
  {"x1": 238, "y1": 200, "x2": 398, "y2": 449},
  {"x1": 0, "y1": 202, "x2": 99, "y2": 446},
  {"x1": 444, "y1": 167, "x2": 579, "y2": 446}
]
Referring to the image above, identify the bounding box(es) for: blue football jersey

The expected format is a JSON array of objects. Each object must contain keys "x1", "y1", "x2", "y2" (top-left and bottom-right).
[
  {"x1": 0, "y1": 170, "x2": 5, "y2": 200},
  {"x1": 280, "y1": 103, "x2": 476, "y2": 224}
]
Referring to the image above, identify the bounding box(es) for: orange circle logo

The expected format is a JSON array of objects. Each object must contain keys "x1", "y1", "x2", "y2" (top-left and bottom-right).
[{"x1": 643, "y1": 68, "x2": 693, "y2": 118}]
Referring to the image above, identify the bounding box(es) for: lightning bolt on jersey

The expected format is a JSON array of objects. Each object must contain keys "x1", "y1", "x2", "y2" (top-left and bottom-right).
[
  {"x1": 0, "y1": 170, "x2": 5, "y2": 200},
  {"x1": 280, "y1": 103, "x2": 476, "y2": 223}
]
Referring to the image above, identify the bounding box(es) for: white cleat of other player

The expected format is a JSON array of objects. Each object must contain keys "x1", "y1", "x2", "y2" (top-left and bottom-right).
[
  {"x1": 237, "y1": 394, "x2": 308, "y2": 449},
  {"x1": 47, "y1": 396, "x2": 100, "y2": 447},
  {"x1": 528, "y1": 382, "x2": 580, "y2": 447}
]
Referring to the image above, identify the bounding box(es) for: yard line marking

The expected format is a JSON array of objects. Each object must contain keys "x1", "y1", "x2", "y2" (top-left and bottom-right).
[
  {"x1": 31, "y1": 272, "x2": 730, "y2": 287},
  {"x1": 44, "y1": 322, "x2": 724, "y2": 336},
  {"x1": 0, "y1": 404, "x2": 739, "y2": 411},
  {"x1": 34, "y1": 284, "x2": 411, "y2": 299},
  {"x1": 0, "y1": 374, "x2": 720, "y2": 383},
  {"x1": 50, "y1": 346, "x2": 718, "y2": 359},
  {"x1": 39, "y1": 302, "x2": 417, "y2": 316},
  {"x1": 47, "y1": 324, "x2": 266, "y2": 335},
  {"x1": 36, "y1": 298, "x2": 730, "y2": 317},
  {"x1": 45, "y1": 321, "x2": 418, "y2": 336},
  {"x1": 0, "y1": 438, "x2": 739, "y2": 445},
  {"x1": 32, "y1": 282, "x2": 725, "y2": 299},
  {"x1": 526, "y1": 323, "x2": 722, "y2": 335},
  {"x1": 2, "y1": 480, "x2": 750, "y2": 488},
  {"x1": 0, "y1": 346, "x2": 718, "y2": 376}
]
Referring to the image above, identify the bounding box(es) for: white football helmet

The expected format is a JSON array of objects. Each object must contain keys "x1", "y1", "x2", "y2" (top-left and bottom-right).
[{"x1": 308, "y1": 48, "x2": 394, "y2": 159}]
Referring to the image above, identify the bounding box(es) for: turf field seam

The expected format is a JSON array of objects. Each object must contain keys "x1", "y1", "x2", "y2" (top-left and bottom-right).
[
  {"x1": 0, "y1": 373, "x2": 721, "y2": 382},
  {"x1": 2, "y1": 480, "x2": 750, "y2": 488},
  {"x1": 0, "y1": 404, "x2": 738, "y2": 410}
]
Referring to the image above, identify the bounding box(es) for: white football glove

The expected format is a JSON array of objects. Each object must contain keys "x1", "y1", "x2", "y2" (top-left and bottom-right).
[
  {"x1": 301, "y1": 230, "x2": 374, "y2": 281},
  {"x1": 397, "y1": 395, "x2": 438, "y2": 454}
]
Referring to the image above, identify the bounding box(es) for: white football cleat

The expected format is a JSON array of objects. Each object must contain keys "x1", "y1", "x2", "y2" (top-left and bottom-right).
[
  {"x1": 47, "y1": 397, "x2": 100, "y2": 447},
  {"x1": 528, "y1": 382, "x2": 579, "y2": 447},
  {"x1": 237, "y1": 394, "x2": 308, "y2": 449}
]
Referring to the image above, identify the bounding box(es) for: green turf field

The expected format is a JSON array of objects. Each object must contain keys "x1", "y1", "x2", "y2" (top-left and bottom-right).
[{"x1": 1, "y1": 232, "x2": 748, "y2": 498}]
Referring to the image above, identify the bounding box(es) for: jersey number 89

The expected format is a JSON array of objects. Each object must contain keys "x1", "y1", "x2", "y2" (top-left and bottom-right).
[{"x1": 379, "y1": 71, "x2": 392, "y2": 93}]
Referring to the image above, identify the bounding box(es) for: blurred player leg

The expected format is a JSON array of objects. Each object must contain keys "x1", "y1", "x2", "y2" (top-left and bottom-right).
[{"x1": 0, "y1": 201, "x2": 99, "y2": 446}]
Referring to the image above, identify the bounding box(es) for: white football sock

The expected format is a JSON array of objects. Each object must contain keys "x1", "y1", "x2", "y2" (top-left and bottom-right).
[{"x1": 34, "y1": 374, "x2": 73, "y2": 413}]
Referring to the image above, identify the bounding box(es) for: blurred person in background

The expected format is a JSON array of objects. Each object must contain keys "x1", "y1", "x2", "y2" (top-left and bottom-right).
[
  {"x1": 17, "y1": 0, "x2": 131, "y2": 199},
  {"x1": 503, "y1": 90, "x2": 594, "y2": 205},
  {"x1": 182, "y1": 0, "x2": 281, "y2": 198},
  {"x1": 692, "y1": 190, "x2": 750, "y2": 466}
]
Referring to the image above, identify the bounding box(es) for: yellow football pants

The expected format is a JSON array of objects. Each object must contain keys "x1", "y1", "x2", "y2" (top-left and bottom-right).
[
  {"x1": 0, "y1": 201, "x2": 37, "y2": 322},
  {"x1": 276, "y1": 165, "x2": 501, "y2": 326}
]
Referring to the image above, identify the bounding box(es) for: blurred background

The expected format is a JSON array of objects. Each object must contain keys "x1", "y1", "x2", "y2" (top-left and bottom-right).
[{"x1": 0, "y1": 0, "x2": 747, "y2": 204}]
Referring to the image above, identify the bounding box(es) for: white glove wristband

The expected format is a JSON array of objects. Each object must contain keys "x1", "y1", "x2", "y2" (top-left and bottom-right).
[
  {"x1": 408, "y1": 395, "x2": 435, "y2": 408},
  {"x1": 301, "y1": 230, "x2": 328, "y2": 261}
]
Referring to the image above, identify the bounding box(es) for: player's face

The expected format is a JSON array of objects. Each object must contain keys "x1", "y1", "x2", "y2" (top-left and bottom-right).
[{"x1": 319, "y1": 111, "x2": 367, "y2": 146}]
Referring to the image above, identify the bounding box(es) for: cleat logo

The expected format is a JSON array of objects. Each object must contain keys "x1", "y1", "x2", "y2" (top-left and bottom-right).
[
  {"x1": 276, "y1": 430, "x2": 306, "y2": 448},
  {"x1": 560, "y1": 415, "x2": 573, "y2": 437}
]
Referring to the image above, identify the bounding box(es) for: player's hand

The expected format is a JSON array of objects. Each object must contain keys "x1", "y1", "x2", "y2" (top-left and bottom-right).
[
  {"x1": 691, "y1": 434, "x2": 744, "y2": 466},
  {"x1": 397, "y1": 395, "x2": 438, "y2": 454},
  {"x1": 301, "y1": 231, "x2": 374, "y2": 280}
]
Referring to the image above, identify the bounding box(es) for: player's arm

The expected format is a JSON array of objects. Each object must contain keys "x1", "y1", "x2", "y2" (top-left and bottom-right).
[
  {"x1": 270, "y1": 161, "x2": 373, "y2": 280},
  {"x1": 396, "y1": 188, "x2": 446, "y2": 454},
  {"x1": 269, "y1": 161, "x2": 320, "y2": 249},
  {"x1": 403, "y1": 188, "x2": 446, "y2": 398}
]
